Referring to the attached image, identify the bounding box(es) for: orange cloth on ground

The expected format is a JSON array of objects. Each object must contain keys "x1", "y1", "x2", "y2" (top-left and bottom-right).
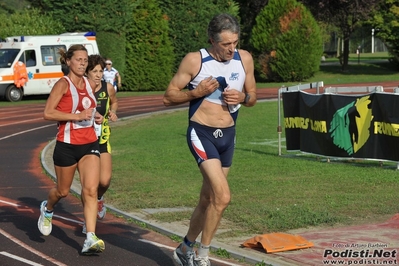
[{"x1": 242, "y1": 232, "x2": 313, "y2": 253}]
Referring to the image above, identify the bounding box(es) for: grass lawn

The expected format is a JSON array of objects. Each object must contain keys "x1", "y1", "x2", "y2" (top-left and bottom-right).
[{"x1": 106, "y1": 100, "x2": 399, "y2": 237}]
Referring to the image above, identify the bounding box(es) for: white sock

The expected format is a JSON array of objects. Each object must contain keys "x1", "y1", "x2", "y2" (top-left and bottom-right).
[
  {"x1": 86, "y1": 232, "x2": 95, "y2": 239},
  {"x1": 197, "y1": 244, "x2": 210, "y2": 257}
]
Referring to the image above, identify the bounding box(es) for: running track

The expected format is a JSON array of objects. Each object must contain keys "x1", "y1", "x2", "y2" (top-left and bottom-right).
[{"x1": 1, "y1": 82, "x2": 397, "y2": 265}]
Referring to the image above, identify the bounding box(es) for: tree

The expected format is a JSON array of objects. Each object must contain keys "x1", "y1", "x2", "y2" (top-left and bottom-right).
[
  {"x1": 234, "y1": 0, "x2": 269, "y2": 50},
  {"x1": 125, "y1": 0, "x2": 174, "y2": 91},
  {"x1": 29, "y1": 0, "x2": 130, "y2": 34},
  {"x1": 28, "y1": 0, "x2": 132, "y2": 84},
  {"x1": 0, "y1": 8, "x2": 65, "y2": 38},
  {"x1": 298, "y1": 0, "x2": 383, "y2": 71},
  {"x1": 251, "y1": 0, "x2": 323, "y2": 82},
  {"x1": 159, "y1": 0, "x2": 240, "y2": 72},
  {"x1": 368, "y1": 0, "x2": 399, "y2": 63},
  {"x1": 0, "y1": 0, "x2": 31, "y2": 14}
]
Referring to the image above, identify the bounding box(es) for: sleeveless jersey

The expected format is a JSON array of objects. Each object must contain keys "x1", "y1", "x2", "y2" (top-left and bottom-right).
[
  {"x1": 94, "y1": 81, "x2": 111, "y2": 144},
  {"x1": 188, "y1": 48, "x2": 246, "y2": 120},
  {"x1": 55, "y1": 76, "x2": 98, "y2": 144}
]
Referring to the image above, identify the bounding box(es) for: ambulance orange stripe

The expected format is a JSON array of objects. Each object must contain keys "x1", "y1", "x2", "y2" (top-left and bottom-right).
[
  {"x1": 34, "y1": 72, "x2": 64, "y2": 79},
  {"x1": 1, "y1": 75, "x2": 15, "y2": 81},
  {"x1": 1, "y1": 72, "x2": 64, "y2": 82}
]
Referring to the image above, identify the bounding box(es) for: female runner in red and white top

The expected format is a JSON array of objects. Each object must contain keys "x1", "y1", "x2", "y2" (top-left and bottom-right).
[{"x1": 39, "y1": 44, "x2": 105, "y2": 255}]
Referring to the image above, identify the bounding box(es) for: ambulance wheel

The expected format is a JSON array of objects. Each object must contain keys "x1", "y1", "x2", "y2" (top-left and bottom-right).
[{"x1": 5, "y1": 85, "x2": 23, "y2": 102}]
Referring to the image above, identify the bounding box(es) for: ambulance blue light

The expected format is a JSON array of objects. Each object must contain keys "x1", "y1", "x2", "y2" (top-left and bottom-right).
[{"x1": 84, "y1": 32, "x2": 96, "y2": 37}]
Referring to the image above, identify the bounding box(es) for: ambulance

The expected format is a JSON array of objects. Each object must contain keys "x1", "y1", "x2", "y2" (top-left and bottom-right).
[{"x1": 0, "y1": 32, "x2": 99, "y2": 101}]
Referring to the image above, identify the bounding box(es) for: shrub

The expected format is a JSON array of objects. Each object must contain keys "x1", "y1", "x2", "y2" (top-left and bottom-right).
[
  {"x1": 125, "y1": 0, "x2": 175, "y2": 91},
  {"x1": 97, "y1": 31, "x2": 126, "y2": 87},
  {"x1": 0, "y1": 8, "x2": 65, "y2": 38},
  {"x1": 250, "y1": 0, "x2": 323, "y2": 82},
  {"x1": 160, "y1": 0, "x2": 239, "y2": 72}
]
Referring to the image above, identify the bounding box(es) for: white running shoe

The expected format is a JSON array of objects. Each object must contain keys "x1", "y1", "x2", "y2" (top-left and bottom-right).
[
  {"x1": 173, "y1": 244, "x2": 195, "y2": 266},
  {"x1": 97, "y1": 196, "x2": 106, "y2": 220},
  {"x1": 194, "y1": 256, "x2": 211, "y2": 266},
  {"x1": 81, "y1": 233, "x2": 105, "y2": 254},
  {"x1": 37, "y1": 200, "x2": 53, "y2": 236}
]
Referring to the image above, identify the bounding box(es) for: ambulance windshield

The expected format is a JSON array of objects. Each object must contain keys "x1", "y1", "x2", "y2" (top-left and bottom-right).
[{"x1": 0, "y1": 49, "x2": 20, "y2": 68}]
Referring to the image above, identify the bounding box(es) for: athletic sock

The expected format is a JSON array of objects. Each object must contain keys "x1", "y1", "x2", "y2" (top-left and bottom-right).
[{"x1": 197, "y1": 244, "x2": 210, "y2": 257}]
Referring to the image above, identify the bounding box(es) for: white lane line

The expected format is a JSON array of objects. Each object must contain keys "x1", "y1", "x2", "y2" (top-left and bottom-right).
[
  {"x1": 0, "y1": 229, "x2": 67, "y2": 266},
  {"x1": 52, "y1": 214, "x2": 83, "y2": 225},
  {"x1": 0, "y1": 251, "x2": 43, "y2": 266},
  {"x1": 0, "y1": 118, "x2": 43, "y2": 127},
  {"x1": 0, "y1": 199, "x2": 19, "y2": 207},
  {"x1": 0, "y1": 124, "x2": 54, "y2": 141},
  {"x1": 139, "y1": 239, "x2": 174, "y2": 250},
  {"x1": 139, "y1": 239, "x2": 241, "y2": 266},
  {"x1": 0, "y1": 199, "x2": 83, "y2": 225},
  {"x1": 249, "y1": 138, "x2": 286, "y2": 148}
]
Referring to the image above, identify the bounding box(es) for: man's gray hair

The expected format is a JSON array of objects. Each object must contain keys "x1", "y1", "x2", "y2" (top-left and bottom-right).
[{"x1": 207, "y1": 13, "x2": 240, "y2": 43}]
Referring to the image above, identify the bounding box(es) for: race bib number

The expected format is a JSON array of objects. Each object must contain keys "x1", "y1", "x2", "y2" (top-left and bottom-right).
[
  {"x1": 72, "y1": 109, "x2": 95, "y2": 129},
  {"x1": 94, "y1": 122, "x2": 102, "y2": 137}
]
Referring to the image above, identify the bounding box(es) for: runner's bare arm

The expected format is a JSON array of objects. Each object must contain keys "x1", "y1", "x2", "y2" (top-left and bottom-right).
[
  {"x1": 163, "y1": 52, "x2": 219, "y2": 106},
  {"x1": 240, "y1": 49, "x2": 257, "y2": 107},
  {"x1": 107, "y1": 82, "x2": 118, "y2": 122}
]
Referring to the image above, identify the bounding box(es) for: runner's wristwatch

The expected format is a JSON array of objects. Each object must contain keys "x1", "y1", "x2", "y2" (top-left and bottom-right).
[{"x1": 242, "y1": 93, "x2": 250, "y2": 104}]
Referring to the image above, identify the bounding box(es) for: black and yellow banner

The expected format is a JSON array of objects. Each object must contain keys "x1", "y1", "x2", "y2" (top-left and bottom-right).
[{"x1": 282, "y1": 91, "x2": 399, "y2": 161}]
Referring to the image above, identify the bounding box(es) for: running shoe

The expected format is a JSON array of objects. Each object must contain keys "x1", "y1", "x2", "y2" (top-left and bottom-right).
[
  {"x1": 81, "y1": 233, "x2": 105, "y2": 254},
  {"x1": 173, "y1": 244, "x2": 195, "y2": 266},
  {"x1": 194, "y1": 256, "x2": 211, "y2": 266},
  {"x1": 37, "y1": 200, "x2": 53, "y2": 236},
  {"x1": 97, "y1": 196, "x2": 106, "y2": 220}
]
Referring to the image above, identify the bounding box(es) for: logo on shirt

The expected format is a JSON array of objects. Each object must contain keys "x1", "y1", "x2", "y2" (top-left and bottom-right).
[
  {"x1": 97, "y1": 91, "x2": 107, "y2": 100},
  {"x1": 229, "y1": 72, "x2": 239, "y2": 81},
  {"x1": 82, "y1": 97, "x2": 92, "y2": 109}
]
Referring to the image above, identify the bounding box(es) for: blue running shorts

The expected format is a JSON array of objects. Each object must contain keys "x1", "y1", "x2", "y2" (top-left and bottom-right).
[{"x1": 186, "y1": 121, "x2": 236, "y2": 167}]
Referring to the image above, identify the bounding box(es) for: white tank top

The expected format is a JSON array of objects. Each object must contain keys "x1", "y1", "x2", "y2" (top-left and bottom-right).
[{"x1": 188, "y1": 48, "x2": 246, "y2": 118}]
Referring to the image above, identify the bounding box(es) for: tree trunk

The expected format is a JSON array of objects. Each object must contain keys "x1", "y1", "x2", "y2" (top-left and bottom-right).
[{"x1": 341, "y1": 34, "x2": 350, "y2": 71}]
